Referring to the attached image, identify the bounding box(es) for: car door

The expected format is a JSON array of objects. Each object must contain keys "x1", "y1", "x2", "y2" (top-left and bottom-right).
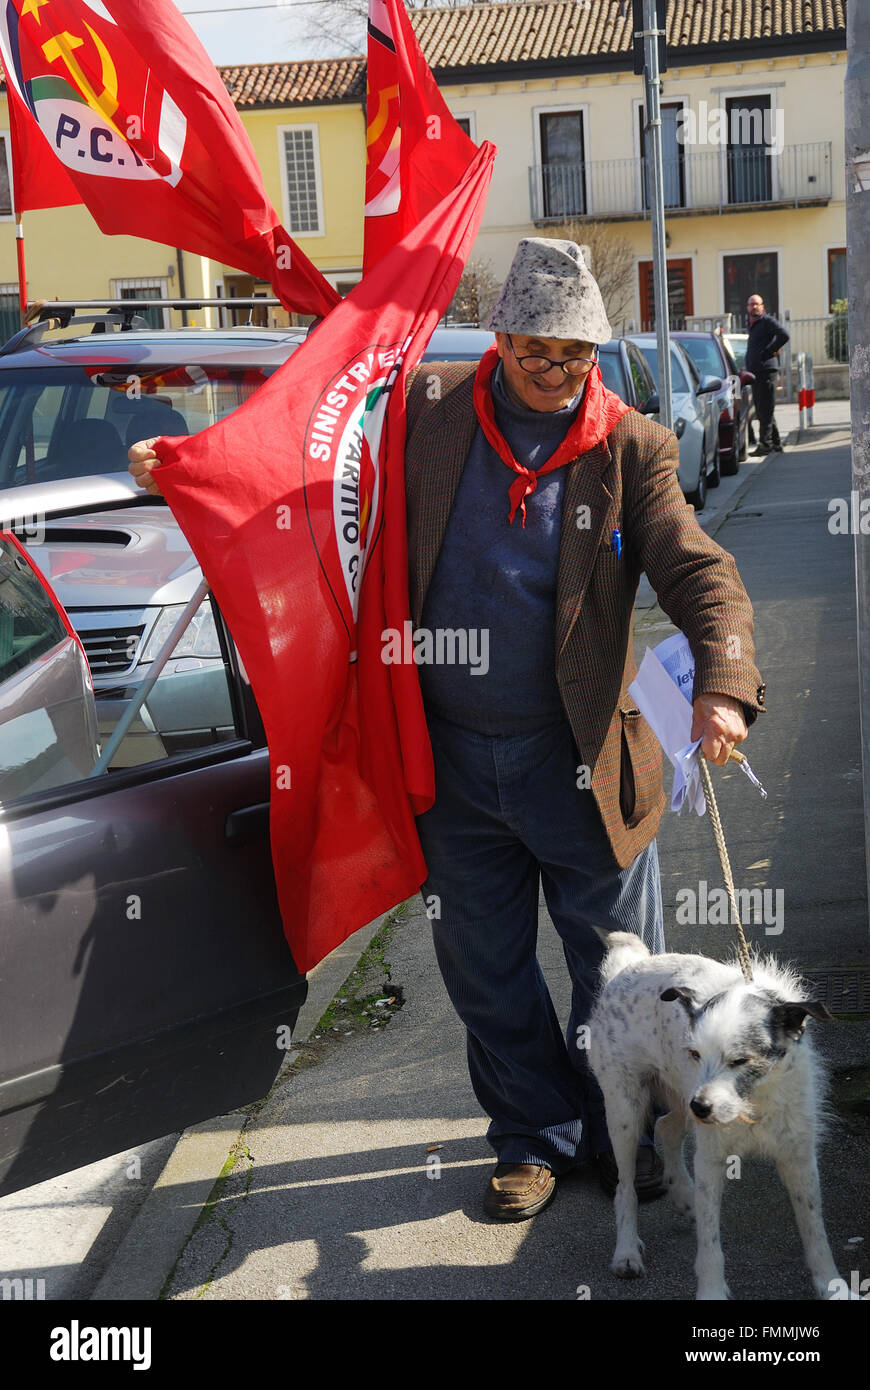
[{"x1": 0, "y1": 536, "x2": 306, "y2": 1197}]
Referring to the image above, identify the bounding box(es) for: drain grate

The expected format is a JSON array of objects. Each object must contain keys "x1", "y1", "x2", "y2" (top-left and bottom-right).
[{"x1": 800, "y1": 969, "x2": 870, "y2": 1015}]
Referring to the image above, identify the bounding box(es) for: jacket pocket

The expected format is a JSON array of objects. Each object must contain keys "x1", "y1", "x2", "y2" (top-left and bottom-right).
[{"x1": 618, "y1": 701, "x2": 658, "y2": 828}]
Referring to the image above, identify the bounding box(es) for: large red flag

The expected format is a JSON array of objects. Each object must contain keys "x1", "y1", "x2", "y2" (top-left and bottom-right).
[
  {"x1": 0, "y1": 0, "x2": 339, "y2": 317},
  {"x1": 148, "y1": 141, "x2": 495, "y2": 973},
  {"x1": 364, "y1": 0, "x2": 478, "y2": 273}
]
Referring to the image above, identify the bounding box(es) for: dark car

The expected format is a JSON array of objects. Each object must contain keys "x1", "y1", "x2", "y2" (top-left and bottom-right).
[
  {"x1": 0, "y1": 306, "x2": 498, "y2": 1196},
  {"x1": 672, "y1": 330, "x2": 756, "y2": 474},
  {"x1": 0, "y1": 306, "x2": 317, "y2": 1196},
  {"x1": 596, "y1": 336, "x2": 660, "y2": 414}
]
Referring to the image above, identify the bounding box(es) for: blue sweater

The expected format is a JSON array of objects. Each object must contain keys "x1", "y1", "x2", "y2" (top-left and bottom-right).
[{"x1": 418, "y1": 363, "x2": 584, "y2": 733}]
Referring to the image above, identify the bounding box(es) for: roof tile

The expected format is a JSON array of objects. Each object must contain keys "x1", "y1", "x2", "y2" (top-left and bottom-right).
[{"x1": 410, "y1": 0, "x2": 846, "y2": 71}]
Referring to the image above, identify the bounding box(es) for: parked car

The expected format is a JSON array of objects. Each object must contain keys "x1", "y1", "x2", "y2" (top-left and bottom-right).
[
  {"x1": 424, "y1": 326, "x2": 494, "y2": 359},
  {"x1": 596, "y1": 336, "x2": 660, "y2": 414},
  {"x1": 627, "y1": 334, "x2": 722, "y2": 511},
  {"x1": 672, "y1": 330, "x2": 755, "y2": 475},
  {"x1": 0, "y1": 307, "x2": 497, "y2": 1196},
  {"x1": 0, "y1": 480, "x2": 309, "y2": 1197},
  {"x1": 721, "y1": 329, "x2": 749, "y2": 372},
  {"x1": 669, "y1": 328, "x2": 750, "y2": 475}
]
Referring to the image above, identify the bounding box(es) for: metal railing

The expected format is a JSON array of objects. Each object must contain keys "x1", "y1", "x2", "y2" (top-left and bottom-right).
[
  {"x1": 529, "y1": 142, "x2": 832, "y2": 221},
  {"x1": 785, "y1": 313, "x2": 847, "y2": 367}
]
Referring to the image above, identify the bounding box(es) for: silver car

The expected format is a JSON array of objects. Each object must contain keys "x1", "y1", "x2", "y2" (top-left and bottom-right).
[{"x1": 627, "y1": 335, "x2": 723, "y2": 511}]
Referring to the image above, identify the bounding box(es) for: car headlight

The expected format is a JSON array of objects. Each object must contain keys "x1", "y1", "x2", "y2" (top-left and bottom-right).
[
  {"x1": 141, "y1": 601, "x2": 222, "y2": 662},
  {"x1": 674, "y1": 418, "x2": 686, "y2": 438}
]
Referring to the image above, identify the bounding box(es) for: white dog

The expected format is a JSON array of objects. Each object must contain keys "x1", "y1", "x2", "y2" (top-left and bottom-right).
[{"x1": 587, "y1": 932, "x2": 846, "y2": 1301}]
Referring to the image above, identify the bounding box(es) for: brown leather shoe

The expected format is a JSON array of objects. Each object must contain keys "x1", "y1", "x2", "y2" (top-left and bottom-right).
[{"x1": 483, "y1": 1162, "x2": 556, "y2": 1221}]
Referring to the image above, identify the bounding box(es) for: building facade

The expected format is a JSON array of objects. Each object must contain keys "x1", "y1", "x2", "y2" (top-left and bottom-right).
[
  {"x1": 416, "y1": 0, "x2": 847, "y2": 355},
  {"x1": 0, "y1": 0, "x2": 847, "y2": 362}
]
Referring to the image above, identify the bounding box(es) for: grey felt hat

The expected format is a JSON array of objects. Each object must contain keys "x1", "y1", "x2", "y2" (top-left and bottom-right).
[{"x1": 487, "y1": 238, "x2": 612, "y2": 344}]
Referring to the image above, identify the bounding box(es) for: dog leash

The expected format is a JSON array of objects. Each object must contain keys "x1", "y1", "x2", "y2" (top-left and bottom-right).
[{"x1": 697, "y1": 754, "x2": 754, "y2": 982}]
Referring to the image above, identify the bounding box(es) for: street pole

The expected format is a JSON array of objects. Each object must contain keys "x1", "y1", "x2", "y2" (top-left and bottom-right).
[
  {"x1": 846, "y1": 2, "x2": 870, "y2": 931},
  {"x1": 642, "y1": 0, "x2": 673, "y2": 429}
]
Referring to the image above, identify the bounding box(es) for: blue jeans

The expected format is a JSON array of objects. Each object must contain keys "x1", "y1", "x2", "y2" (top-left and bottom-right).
[{"x1": 415, "y1": 713, "x2": 665, "y2": 1175}]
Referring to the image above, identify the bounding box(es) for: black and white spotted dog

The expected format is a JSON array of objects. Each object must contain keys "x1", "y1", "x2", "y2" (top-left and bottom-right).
[{"x1": 587, "y1": 932, "x2": 847, "y2": 1301}]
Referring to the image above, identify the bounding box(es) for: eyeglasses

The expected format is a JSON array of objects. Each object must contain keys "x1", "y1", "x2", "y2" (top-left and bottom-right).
[{"x1": 507, "y1": 335, "x2": 597, "y2": 377}]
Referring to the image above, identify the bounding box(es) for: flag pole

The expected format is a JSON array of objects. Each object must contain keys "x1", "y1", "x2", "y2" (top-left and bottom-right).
[{"x1": 15, "y1": 213, "x2": 27, "y2": 319}]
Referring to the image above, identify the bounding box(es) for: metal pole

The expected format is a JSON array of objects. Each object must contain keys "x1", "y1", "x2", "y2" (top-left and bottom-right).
[
  {"x1": 846, "y1": 0, "x2": 870, "y2": 933},
  {"x1": 15, "y1": 215, "x2": 26, "y2": 318},
  {"x1": 89, "y1": 580, "x2": 211, "y2": 776},
  {"x1": 642, "y1": 0, "x2": 673, "y2": 429}
]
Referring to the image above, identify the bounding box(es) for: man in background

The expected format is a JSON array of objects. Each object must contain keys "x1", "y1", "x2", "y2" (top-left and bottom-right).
[{"x1": 746, "y1": 293, "x2": 789, "y2": 455}]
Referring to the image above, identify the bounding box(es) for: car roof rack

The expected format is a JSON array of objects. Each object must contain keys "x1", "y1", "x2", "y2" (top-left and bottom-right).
[{"x1": 0, "y1": 298, "x2": 287, "y2": 358}]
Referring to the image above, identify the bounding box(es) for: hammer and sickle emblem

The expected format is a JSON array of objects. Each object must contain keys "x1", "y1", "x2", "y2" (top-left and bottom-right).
[
  {"x1": 365, "y1": 83, "x2": 399, "y2": 164},
  {"x1": 42, "y1": 24, "x2": 122, "y2": 136}
]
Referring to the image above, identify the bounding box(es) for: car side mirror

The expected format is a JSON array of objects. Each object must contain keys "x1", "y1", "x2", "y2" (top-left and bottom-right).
[
  {"x1": 739, "y1": 370, "x2": 756, "y2": 386},
  {"x1": 697, "y1": 375, "x2": 723, "y2": 395},
  {"x1": 640, "y1": 392, "x2": 660, "y2": 415}
]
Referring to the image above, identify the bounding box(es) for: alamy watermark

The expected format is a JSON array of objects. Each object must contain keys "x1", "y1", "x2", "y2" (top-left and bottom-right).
[
  {"x1": 381, "y1": 620, "x2": 489, "y2": 675},
  {"x1": 677, "y1": 102, "x2": 784, "y2": 156},
  {"x1": 676, "y1": 879, "x2": 784, "y2": 935}
]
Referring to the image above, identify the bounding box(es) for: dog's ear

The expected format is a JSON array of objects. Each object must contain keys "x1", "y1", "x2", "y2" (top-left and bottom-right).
[
  {"x1": 660, "y1": 986, "x2": 698, "y2": 1021},
  {"x1": 771, "y1": 1000, "x2": 833, "y2": 1040}
]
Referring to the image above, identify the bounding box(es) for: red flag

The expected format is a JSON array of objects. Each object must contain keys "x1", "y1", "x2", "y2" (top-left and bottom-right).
[
  {"x1": 149, "y1": 142, "x2": 495, "y2": 973},
  {"x1": 0, "y1": 0, "x2": 339, "y2": 318},
  {"x1": 364, "y1": 0, "x2": 478, "y2": 273}
]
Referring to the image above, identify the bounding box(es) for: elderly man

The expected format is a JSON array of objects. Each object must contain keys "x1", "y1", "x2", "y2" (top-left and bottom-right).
[{"x1": 129, "y1": 238, "x2": 764, "y2": 1222}]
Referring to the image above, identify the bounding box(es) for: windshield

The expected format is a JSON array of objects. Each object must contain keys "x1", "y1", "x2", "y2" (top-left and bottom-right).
[
  {"x1": 723, "y1": 335, "x2": 747, "y2": 371},
  {"x1": 677, "y1": 338, "x2": 724, "y2": 380},
  {"x1": 0, "y1": 364, "x2": 276, "y2": 491},
  {"x1": 633, "y1": 343, "x2": 690, "y2": 394}
]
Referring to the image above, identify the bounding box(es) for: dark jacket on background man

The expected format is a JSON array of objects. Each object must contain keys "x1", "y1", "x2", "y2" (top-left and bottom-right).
[{"x1": 746, "y1": 312, "x2": 790, "y2": 375}]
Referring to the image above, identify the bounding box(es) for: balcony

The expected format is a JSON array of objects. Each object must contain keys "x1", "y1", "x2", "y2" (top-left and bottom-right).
[{"x1": 529, "y1": 142, "x2": 832, "y2": 223}]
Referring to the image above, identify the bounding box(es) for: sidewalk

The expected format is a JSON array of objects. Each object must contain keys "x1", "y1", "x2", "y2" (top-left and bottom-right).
[{"x1": 95, "y1": 410, "x2": 869, "y2": 1302}]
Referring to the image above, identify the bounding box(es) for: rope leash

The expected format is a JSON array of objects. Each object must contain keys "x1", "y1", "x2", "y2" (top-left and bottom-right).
[{"x1": 697, "y1": 754, "x2": 754, "y2": 982}]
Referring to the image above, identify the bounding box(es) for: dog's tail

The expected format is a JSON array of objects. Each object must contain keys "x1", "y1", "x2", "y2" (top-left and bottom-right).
[{"x1": 594, "y1": 928, "x2": 651, "y2": 985}]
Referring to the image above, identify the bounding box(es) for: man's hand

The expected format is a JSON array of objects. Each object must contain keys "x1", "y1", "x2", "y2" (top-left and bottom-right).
[
  {"x1": 128, "y1": 438, "x2": 164, "y2": 497},
  {"x1": 691, "y1": 692, "x2": 748, "y2": 766}
]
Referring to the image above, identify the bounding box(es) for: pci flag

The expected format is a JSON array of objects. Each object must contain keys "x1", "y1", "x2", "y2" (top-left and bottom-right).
[
  {"x1": 149, "y1": 142, "x2": 495, "y2": 972},
  {"x1": 0, "y1": 0, "x2": 339, "y2": 317},
  {"x1": 364, "y1": 0, "x2": 478, "y2": 273}
]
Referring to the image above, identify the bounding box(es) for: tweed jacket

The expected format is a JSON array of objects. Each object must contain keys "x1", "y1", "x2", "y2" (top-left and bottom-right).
[{"x1": 404, "y1": 361, "x2": 765, "y2": 869}]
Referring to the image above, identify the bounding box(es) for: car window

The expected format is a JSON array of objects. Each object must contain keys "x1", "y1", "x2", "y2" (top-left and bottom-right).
[
  {"x1": 680, "y1": 350, "x2": 701, "y2": 389},
  {"x1": 723, "y1": 335, "x2": 748, "y2": 372},
  {"x1": 0, "y1": 534, "x2": 68, "y2": 682},
  {"x1": 720, "y1": 339, "x2": 739, "y2": 374},
  {"x1": 626, "y1": 346, "x2": 653, "y2": 403},
  {"x1": 0, "y1": 365, "x2": 277, "y2": 491},
  {"x1": 677, "y1": 337, "x2": 724, "y2": 380},
  {"x1": 597, "y1": 352, "x2": 626, "y2": 400},
  {"x1": 633, "y1": 343, "x2": 691, "y2": 395},
  {"x1": 0, "y1": 533, "x2": 100, "y2": 800}
]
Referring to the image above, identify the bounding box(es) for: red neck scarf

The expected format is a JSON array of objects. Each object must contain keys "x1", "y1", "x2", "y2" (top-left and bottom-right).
[{"x1": 472, "y1": 344, "x2": 632, "y2": 526}]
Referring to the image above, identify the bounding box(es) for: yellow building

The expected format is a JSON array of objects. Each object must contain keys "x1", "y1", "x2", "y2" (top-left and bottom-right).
[{"x1": 0, "y1": 58, "x2": 366, "y2": 334}]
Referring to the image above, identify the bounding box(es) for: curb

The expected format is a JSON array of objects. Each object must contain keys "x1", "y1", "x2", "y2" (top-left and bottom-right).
[{"x1": 89, "y1": 909, "x2": 392, "y2": 1301}]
